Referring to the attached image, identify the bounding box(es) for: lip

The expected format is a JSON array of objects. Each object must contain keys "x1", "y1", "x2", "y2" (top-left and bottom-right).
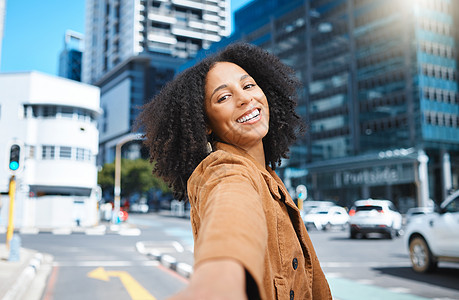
[{"x1": 236, "y1": 107, "x2": 260, "y2": 122}]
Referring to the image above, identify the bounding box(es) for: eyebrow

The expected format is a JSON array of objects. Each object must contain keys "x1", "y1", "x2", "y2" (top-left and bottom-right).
[{"x1": 210, "y1": 74, "x2": 250, "y2": 99}]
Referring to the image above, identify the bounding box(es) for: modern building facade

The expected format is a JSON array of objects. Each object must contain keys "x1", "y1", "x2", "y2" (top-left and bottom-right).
[
  {"x1": 82, "y1": 0, "x2": 230, "y2": 165},
  {"x1": 58, "y1": 30, "x2": 84, "y2": 81},
  {"x1": 185, "y1": 0, "x2": 459, "y2": 210},
  {"x1": 0, "y1": 72, "x2": 101, "y2": 229}
]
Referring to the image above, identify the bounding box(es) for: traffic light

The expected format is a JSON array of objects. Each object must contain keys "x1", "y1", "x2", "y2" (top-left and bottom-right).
[{"x1": 9, "y1": 144, "x2": 21, "y2": 172}]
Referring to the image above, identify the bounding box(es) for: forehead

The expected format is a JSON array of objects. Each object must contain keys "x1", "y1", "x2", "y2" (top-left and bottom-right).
[{"x1": 205, "y1": 62, "x2": 248, "y2": 85}]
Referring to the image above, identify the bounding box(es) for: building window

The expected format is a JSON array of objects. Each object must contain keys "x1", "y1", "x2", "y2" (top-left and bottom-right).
[
  {"x1": 42, "y1": 106, "x2": 57, "y2": 118},
  {"x1": 27, "y1": 145, "x2": 35, "y2": 159},
  {"x1": 60, "y1": 146, "x2": 72, "y2": 159},
  {"x1": 42, "y1": 145, "x2": 55, "y2": 159},
  {"x1": 60, "y1": 107, "x2": 74, "y2": 118},
  {"x1": 76, "y1": 148, "x2": 86, "y2": 161}
]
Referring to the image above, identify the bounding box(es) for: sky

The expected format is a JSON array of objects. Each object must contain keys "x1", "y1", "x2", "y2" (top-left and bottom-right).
[{"x1": 0, "y1": 0, "x2": 253, "y2": 76}]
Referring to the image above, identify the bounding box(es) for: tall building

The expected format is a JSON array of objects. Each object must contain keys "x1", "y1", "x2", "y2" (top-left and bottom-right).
[
  {"x1": 0, "y1": 72, "x2": 101, "y2": 229},
  {"x1": 58, "y1": 30, "x2": 84, "y2": 81},
  {"x1": 82, "y1": 0, "x2": 230, "y2": 165},
  {"x1": 185, "y1": 0, "x2": 459, "y2": 210}
]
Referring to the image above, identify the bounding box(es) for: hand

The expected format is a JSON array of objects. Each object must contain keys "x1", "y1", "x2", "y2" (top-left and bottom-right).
[{"x1": 167, "y1": 259, "x2": 248, "y2": 300}]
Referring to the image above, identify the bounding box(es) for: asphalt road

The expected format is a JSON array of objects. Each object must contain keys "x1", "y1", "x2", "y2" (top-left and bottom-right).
[
  {"x1": 307, "y1": 228, "x2": 459, "y2": 300},
  {"x1": 10, "y1": 212, "x2": 459, "y2": 300},
  {"x1": 18, "y1": 216, "x2": 190, "y2": 300}
]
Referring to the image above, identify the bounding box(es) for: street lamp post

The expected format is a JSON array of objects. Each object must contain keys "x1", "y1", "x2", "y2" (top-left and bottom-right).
[{"x1": 113, "y1": 133, "x2": 143, "y2": 223}]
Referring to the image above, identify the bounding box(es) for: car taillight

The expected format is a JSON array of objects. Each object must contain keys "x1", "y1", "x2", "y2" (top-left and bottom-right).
[{"x1": 349, "y1": 209, "x2": 355, "y2": 216}]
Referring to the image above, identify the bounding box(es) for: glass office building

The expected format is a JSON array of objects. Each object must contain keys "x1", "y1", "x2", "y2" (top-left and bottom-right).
[
  {"x1": 83, "y1": 0, "x2": 230, "y2": 165},
  {"x1": 59, "y1": 30, "x2": 84, "y2": 82},
  {"x1": 186, "y1": 0, "x2": 459, "y2": 210}
]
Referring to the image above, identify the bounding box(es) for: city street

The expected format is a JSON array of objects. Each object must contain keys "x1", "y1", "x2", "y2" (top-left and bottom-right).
[
  {"x1": 4, "y1": 213, "x2": 191, "y2": 300},
  {"x1": 3, "y1": 212, "x2": 459, "y2": 300}
]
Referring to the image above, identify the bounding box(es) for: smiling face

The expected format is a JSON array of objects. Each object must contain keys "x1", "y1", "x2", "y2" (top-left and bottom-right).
[{"x1": 204, "y1": 62, "x2": 269, "y2": 153}]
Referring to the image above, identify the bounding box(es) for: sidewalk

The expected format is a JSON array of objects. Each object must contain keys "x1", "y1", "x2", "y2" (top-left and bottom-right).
[{"x1": 0, "y1": 242, "x2": 53, "y2": 300}]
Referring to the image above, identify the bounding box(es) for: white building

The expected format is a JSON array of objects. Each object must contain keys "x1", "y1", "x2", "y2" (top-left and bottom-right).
[
  {"x1": 0, "y1": 72, "x2": 101, "y2": 229},
  {"x1": 82, "y1": 0, "x2": 230, "y2": 165}
]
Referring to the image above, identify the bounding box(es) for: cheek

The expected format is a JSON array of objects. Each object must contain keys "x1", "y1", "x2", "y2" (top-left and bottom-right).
[{"x1": 207, "y1": 107, "x2": 235, "y2": 132}]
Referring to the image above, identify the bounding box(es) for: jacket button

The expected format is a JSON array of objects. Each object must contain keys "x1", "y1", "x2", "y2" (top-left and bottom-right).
[
  {"x1": 292, "y1": 257, "x2": 298, "y2": 270},
  {"x1": 290, "y1": 289, "x2": 294, "y2": 300}
]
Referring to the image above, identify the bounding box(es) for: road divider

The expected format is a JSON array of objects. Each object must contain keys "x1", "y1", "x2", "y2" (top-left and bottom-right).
[{"x1": 136, "y1": 241, "x2": 193, "y2": 278}]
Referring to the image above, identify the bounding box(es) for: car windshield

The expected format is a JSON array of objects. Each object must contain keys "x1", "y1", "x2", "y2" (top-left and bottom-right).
[
  {"x1": 356, "y1": 205, "x2": 382, "y2": 212},
  {"x1": 410, "y1": 211, "x2": 425, "y2": 215}
]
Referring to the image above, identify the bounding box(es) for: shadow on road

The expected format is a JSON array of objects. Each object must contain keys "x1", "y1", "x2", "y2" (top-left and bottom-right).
[{"x1": 373, "y1": 266, "x2": 459, "y2": 291}]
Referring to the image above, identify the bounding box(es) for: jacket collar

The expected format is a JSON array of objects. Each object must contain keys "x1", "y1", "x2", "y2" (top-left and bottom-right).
[
  {"x1": 213, "y1": 142, "x2": 305, "y2": 239},
  {"x1": 214, "y1": 142, "x2": 286, "y2": 200}
]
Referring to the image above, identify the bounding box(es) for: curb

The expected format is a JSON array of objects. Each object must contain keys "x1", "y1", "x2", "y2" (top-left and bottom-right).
[
  {"x1": 4, "y1": 223, "x2": 140, "y2": 236},
  {"x1": 135, "y1": 242, "x2": 193, "y2": 278},
  {"x1": 2, "y1": 251, "x2": 52, "y2": 300}
]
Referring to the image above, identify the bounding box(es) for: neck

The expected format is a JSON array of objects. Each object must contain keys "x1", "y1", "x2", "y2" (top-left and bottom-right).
[{"x1": 245, "y1": 142, "x2": 266, "y2": 169}]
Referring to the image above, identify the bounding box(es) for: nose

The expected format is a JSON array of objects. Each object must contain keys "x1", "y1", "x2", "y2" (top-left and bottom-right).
[{"x1": 235, "y1": 89, "x2": 252, "y2": 107}]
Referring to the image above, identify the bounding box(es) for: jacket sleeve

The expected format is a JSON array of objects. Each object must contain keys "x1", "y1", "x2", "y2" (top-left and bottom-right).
[{"x1": 189, "y1": 155, "x2": 268, "y2": 294}]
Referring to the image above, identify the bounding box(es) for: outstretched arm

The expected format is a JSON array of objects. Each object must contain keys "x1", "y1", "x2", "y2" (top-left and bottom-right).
[{"x1": 167, "y1": 258, "x2": 247, "y2": 300}]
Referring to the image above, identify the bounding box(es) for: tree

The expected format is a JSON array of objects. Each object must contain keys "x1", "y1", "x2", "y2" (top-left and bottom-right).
[{"x1": 97, "y1": 159, "x2": 170, "y2": 200}]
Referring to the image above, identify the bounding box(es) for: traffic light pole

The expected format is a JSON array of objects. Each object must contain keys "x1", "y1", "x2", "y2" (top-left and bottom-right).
[{"x1": 6, "y1": 175, "x2": 16, "y2": 248}]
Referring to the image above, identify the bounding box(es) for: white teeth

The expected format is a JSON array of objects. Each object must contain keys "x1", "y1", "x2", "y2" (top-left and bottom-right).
[{"x1": 237, "y1": 109, "x2": 260, "y2": 123}]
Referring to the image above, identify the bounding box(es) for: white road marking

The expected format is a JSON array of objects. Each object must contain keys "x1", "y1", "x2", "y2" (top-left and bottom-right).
[{"x1": 172, "y1": 241, "x2": 184, "y2": 252}]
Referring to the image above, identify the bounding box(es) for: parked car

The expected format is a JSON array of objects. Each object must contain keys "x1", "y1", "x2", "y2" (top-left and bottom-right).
[
  {"x1": 404, "y1": 190, "x2": 459, "y2": 273},
  {"x1": 302, "y1": 200, "x2": 335, "y2": 214},
  {"x1": 303, "y1": 206, "x2": 349, "y2": 231},
  {"x1": 349, "y1": 199, "x2": 402, "y2": 239},
  {"x1": 130, "y1": 202, "x2": 149, "y2": 213}
]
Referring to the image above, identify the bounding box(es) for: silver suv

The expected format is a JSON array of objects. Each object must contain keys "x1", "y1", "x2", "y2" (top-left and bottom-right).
[
  {"x1": 404, "y1": 190, "x2": 459, "y2": 273},
  {"x1": 349, "y1": 199, "x2": 402, "y2": 239}
]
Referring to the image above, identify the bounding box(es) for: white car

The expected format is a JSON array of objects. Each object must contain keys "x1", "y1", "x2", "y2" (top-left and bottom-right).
[
  {"x1": 405, "y1": 206, "x2": 434, "y2": 224},
  {"x1": 404, "y1": 190, "x2": 459, "y2": 273},
  {"x1": 349, "y1": 199, "x2": 403, "y2": 239},
  {"x1": 302, "y1": 200, "x2": 335, "y2": 214},
  {"x1": 303, "y1": 206, "x2": 349, "y2": 231},
  {"x1": 130, "y1": 203, "x2": 149, "y2": 213}
]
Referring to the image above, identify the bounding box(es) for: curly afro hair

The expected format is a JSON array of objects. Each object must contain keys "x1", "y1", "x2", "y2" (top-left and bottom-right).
[{"x1": 136, "y1": 42, "x2": 304, "y2": 200}]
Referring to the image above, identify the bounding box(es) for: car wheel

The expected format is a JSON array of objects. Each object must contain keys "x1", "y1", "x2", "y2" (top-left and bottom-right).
[
  {"x1": 409, "y1": 236, "x2": 437, "y2": 273},
  {"x1": 350, "y1": 228, "x2": 358, "y2": 239},
  {"x1": 386, "y1": 228, "x2": 395, "y2": 239},
  {"x1": 323, "y1": 223, "x2": 331, "y2": 231}
]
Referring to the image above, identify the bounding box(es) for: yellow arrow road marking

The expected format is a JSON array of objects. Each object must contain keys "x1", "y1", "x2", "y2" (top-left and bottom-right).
[{"x1": 88, "y1": 267, "x2": 156, "y2": 300}]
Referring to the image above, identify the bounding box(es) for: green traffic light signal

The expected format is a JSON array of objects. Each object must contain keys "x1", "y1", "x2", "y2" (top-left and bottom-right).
[{"x1": 9, "y1": 144, "x2": 21, "y2": 171}]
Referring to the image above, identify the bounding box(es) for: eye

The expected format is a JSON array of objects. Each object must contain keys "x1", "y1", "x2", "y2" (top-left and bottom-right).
[
  {"x1": 217, "y1": 94, "x2": 230, "y2": 103},
  {"x1": 244, "y1": 83, "x2": 256, "y2": 89}
]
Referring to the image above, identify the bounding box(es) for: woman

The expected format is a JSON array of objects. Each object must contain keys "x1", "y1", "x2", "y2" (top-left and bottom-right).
[{"x1": 137, "y1": 43, "x2": 331, "y2": 299}]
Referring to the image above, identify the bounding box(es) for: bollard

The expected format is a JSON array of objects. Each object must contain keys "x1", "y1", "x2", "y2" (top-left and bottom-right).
[{"x1": 8, "y1": 234, "x2": 21, "y2": 262}]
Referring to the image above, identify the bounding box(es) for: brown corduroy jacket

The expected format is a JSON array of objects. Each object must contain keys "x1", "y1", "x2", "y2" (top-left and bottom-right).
[{"x1": 187, "y1": 142, "x2": 332, "y2": 300}]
